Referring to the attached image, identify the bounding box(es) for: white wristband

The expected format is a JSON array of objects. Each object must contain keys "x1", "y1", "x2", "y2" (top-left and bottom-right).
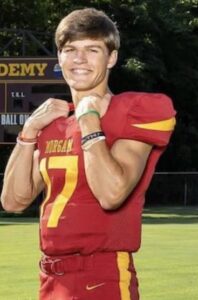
[{"x1": 81, "y1": 136, "x2": 106, "y2": 151}]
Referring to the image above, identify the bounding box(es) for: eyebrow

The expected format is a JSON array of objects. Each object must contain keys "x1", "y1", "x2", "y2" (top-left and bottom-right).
[{"x1": 63, "y1": 44, "x2": 103, "y2": 50}]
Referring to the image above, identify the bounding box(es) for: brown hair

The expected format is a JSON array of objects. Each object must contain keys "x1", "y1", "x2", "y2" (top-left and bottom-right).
[{"x1": 55, "y1": 8, "x2": 120, "y2": 53}]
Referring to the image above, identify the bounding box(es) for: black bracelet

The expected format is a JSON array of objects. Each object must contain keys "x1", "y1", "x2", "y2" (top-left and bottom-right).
[{"x1": 81, "y1": 131, "x2": 105, "y2": 145}]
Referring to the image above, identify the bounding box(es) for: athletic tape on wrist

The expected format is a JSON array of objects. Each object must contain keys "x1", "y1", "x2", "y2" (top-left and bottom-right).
[{"x1": 76, "y1": 109, "x2": 100, "y2": 121}]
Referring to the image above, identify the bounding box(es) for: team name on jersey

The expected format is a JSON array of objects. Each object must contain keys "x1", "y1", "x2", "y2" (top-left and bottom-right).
[{"x1": 45, "y1": 138, "x2": 73, "y2": 154}]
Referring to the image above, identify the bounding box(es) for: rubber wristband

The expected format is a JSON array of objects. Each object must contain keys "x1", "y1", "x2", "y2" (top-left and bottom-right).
[
  {"x1": 77, "y1": 110, "x2": 100, "y2": 121},
  {"x1": 81, "y1": 136, "x2": 106, "y2": 151},
  {"x1": 16, "y1": 137, "x2": 37, "y2": 145},
  {"x1": 81, "y1": 131, "x2": 105, "y2": 145},
  {"x1": 18, "y1": 131, "x2": 37, "y2": 143}
]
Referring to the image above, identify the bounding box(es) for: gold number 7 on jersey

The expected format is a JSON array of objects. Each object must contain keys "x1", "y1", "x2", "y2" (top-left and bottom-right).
[{"x1": 40, "y1": 156, "x2": 78, "y2": 228}]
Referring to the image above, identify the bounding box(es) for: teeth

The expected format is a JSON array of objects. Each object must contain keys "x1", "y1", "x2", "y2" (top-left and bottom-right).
[{"x1": 72, "y1": 69, "x2": 89, "y2": 74}]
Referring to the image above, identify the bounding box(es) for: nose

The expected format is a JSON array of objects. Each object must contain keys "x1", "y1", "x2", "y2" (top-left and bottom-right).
[{"x1": 73, "y1": 50, "x2": 87, "y2": 64}]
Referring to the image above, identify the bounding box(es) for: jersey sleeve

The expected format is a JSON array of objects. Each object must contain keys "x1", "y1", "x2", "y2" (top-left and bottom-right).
[{"x1": 122, "y1": 93, "x2": 176, "y2": 146}]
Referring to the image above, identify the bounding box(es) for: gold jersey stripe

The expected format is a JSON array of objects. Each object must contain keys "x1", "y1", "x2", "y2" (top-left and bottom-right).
[
  {"x1": 132, "y1": 117, "x2": 176, "y2": 131},
  {"x1": 117, "y1": 252, "x2": 131, "y2": 300}
]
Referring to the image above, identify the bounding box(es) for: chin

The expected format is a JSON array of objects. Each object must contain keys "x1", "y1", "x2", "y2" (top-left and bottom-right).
[{"x1": 70, "y1": 83, "x2": 95, "y2": 91}]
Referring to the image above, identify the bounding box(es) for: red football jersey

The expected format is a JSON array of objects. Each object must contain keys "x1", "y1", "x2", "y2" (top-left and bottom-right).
[{"x1": 37, "y1": 92, "x2": 176, "y2": 256}]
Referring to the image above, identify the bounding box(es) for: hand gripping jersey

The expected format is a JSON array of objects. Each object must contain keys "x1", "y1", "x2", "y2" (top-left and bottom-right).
[{"x1": 37, "y1": 92, "x2": 176, "y2": 256}]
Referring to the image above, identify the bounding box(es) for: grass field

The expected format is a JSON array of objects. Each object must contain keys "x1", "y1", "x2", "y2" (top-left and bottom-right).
[{"x1": 0, "y1": 206, "x2": 198, "y2": 300}]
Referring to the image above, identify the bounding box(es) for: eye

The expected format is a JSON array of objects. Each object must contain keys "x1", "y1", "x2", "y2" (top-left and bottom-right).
[
  {"x1": 63, "y1": 48, "x2": 74, "y2": 53},
  {"x1": 89, "y1": 48, "x2": 99, "y2": 53}
]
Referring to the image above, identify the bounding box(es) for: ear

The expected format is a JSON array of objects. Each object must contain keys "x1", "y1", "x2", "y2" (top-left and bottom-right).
[
  {"x1": 107, "y1": 50, "x2": 118, "y2": 69},
  {"x1": 57, "y1": 50, "x2": 62, "y2": 67}
]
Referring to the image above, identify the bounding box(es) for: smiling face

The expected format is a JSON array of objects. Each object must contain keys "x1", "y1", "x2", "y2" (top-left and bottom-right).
[{"x1": 58, "y1": 39, "x2": 118, "y2": 97}]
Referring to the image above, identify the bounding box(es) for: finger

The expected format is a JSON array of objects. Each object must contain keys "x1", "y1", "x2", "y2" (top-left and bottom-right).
[
  {"x1": 32, "y1": 109, "x2": 68, "y2": 121},
  {"x1": 28, "y1": 105, "x2": 68, "y2": 123},
  {"x1": 32, "y1": 98, "x2": 68, "y2": 115},
  {"x1": 51, "y1": 98, "x2": 69, "y2": 106}
]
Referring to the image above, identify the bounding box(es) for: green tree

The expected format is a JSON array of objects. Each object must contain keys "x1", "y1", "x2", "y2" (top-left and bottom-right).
[{"x1": 0, "y1": 0, "x2": 197, "y2": 170}]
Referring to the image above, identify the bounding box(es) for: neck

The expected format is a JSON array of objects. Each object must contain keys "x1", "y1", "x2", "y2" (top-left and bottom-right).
[{"x1": 71, "y1": 86, "x2": 112, "y2": 106}]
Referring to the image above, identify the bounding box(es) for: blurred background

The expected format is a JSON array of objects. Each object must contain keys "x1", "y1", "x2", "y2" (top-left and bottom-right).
[
  {"x1": 0, "y1": 0, "x2": 198, "y2": 214},
  {"x1": 0, "y1": 2, "x2": 198, "y2": 300}
]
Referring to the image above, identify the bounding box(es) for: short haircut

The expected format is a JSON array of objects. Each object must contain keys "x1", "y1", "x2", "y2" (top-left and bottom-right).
[{"x1": 55, "y1": 7, "x2": 120, "y2": 53}]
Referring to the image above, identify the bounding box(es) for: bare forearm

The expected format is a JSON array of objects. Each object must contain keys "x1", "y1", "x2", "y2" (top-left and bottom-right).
[
  {"x1": 79, "y1": 116, "x2": 129, "y2": 209},
  {"x1": 1, "y1": 98, "x2": 70, "y2": 212},
  {"x1": 1, "y1": 144, "x2": 38, "y2": 211},
  {"x1": 83, "y1": 142, "x2": 127, "y2": 209}
]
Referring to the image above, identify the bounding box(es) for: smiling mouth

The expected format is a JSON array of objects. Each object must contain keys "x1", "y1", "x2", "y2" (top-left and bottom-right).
[{"x1": 71, "y1": 69, "x2": 91, "y2": 75}]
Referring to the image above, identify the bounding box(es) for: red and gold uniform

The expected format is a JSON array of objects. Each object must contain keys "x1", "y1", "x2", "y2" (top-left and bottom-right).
[{"x1": 37, "y1": 92, "x2": 176, "y2": 300}]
